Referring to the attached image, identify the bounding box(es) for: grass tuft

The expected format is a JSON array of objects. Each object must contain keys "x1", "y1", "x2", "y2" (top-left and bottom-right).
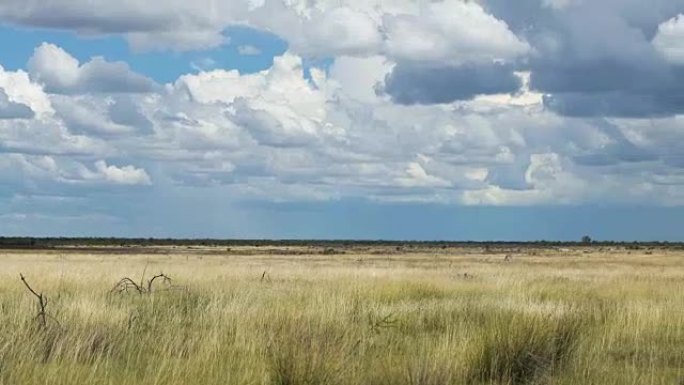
[{"x1": 465, "y1": 311, "x2": 586, "y2": 384}]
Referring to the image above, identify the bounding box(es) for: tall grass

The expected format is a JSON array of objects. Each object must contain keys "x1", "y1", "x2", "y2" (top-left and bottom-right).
[{"x1": 0, "y1": 247, "x2": 682, "y2": 384}]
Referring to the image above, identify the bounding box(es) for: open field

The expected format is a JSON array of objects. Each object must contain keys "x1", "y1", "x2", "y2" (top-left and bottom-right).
[{"x1": 0, "y1": 245, "x2": 682, "y2": 385}]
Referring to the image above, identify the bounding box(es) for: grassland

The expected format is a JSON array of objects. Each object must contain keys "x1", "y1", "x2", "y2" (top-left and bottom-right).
[{"x1": 0, "y1": 245, "x2": 682, "y2": 385}]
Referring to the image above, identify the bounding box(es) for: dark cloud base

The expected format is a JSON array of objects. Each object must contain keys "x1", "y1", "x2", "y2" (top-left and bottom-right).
[{"x1": 381, "y1": 63, "x2": 522, "y2": 105}]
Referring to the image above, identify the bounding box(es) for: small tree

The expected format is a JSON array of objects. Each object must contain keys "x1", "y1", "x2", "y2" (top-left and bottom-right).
[{"x1": 581, "y1": 235, "x2": 592, "y2": 244}]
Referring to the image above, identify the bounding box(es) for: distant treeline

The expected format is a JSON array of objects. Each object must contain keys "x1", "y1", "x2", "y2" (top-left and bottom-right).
[{"x1": 0, "y1": 237, "x2": 683, "y2": 250}]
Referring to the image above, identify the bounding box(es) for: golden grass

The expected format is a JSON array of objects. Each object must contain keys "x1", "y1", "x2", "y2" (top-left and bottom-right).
[{"x1": 0, "y1": 246, "x2": 682, "y2": 384}]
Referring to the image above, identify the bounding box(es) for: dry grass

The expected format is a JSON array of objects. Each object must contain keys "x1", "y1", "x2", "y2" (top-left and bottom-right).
[{"x1": 0, "y1": 246, "x2": 682, "y2": 384}]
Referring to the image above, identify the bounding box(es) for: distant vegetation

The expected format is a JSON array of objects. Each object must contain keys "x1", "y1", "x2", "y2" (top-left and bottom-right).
[{"x1": 1, "y1": 236, "x2": 682, "y2": 249}]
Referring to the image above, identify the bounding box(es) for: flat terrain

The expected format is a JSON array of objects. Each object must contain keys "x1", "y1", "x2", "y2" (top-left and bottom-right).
[{"x1": 0, "y1": 245, "x2": 682, "y2": 384}]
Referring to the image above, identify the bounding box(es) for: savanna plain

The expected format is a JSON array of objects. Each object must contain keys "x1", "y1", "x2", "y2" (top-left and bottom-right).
[{"x1": 0, "y1": 244, "x2": 682, "y2": 385}]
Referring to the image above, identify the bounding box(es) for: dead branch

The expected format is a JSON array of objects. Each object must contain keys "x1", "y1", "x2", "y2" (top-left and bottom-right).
[
  {"x1": 110, "y1": 277, "x2": 144, "y2": 294},
  {"x1": 147, "y1": 274, "x2": 171, "y2": 293},
  {"x1": 19, "y1": 274, "x2": 50, "y2": 328},
  {"x1": 110, "y1": 272, "x2": 172, "y2": 295}
]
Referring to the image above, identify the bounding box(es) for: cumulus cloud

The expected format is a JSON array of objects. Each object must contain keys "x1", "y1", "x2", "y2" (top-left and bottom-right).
[
  {"x1": 28, "y1": 43, "x2": 158, "y2": 94},
  {"x1": 482, "y1": 0, "x2": 684, "y2": 118},
  {"x1": 172, "y1": 53, "x2": 338, "y2": 150},
  {"x1": 372, "y1": 0, "x2": 530, "y2": 105},
  {"x1": 0, "y1": 89, "x2": 34, "y2": 119},
  {"x1": 3, "y1": 25, "x2": 684, "y2": 210},
  {"x1": 0, "y1": 61, "x2": 117, "y2": 157},
  {"x1": 382, "y1": 0, "x2": 529, "y2": 65}
]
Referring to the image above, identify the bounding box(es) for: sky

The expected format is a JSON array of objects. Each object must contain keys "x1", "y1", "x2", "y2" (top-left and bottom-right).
[{"x1": 1, "y1": 0, "x2": 684, "y2": 241}]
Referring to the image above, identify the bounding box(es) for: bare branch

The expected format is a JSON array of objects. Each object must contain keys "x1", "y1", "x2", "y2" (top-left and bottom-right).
[
  {"x1": 110, "y1": 277, "x2": 144, "y2": 294},
  {"x1": 19, "y1": 274, "x2": 41, "y2": 299},
  {"x1": 19, "y1": 273, "x2": 50, "y2": 328},
  {"x1": 147, "y1": 274, "x2": 171, "y2": 293},
  {"x1": 111, "y1": 272, "x2": 173, "y2": 295}
]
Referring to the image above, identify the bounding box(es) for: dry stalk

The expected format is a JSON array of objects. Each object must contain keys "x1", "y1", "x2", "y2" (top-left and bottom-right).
[{"x1": 260, "y1": 270, "x2": 272, "y2": 283}]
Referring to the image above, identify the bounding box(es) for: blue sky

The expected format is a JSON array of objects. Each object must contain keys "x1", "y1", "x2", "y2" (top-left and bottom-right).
[
  {"x1": 0, "y1": 25, "x2": 288, "y2": 81},
  {"x1": 1, "y1": 0, "x2": 684, "y2": 240}
]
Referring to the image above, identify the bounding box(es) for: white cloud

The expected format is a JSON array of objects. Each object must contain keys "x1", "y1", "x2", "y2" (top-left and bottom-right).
[
  {"x1": 0, "y1": 88, "x2": 34, "y2": 119},
  {"x1": 173, "y1": 69, "x2": 263, "y2": 104},
  {"x1": 288, "y1": 7, "x2": 383, "y2": 56},
  {"x1": 382, "y1": 0, "x2": 529, "y2": 65},
  {"x1": 0, "y1": 65, "x2": 53, "y2": 116},
  {"x1": 328, "y1": 55, "x2": 392, "y2": 103},
  {"x1": 171, "y1": 53, "x2": 335, "y2": 150},
  {"x1": 28, "y1": 43, "x2": 158, "y2": 94},
  {"x1": 653, "y1": 15, "x2": 684, "y2": 65},
  {"x1": 0, "y1": 155, "x2": 152, "y2": 186},
  {"x1": 87, "y1": 160, "x2": 152, "y2": 185},
  {"x1": 0, "y1": 0, "x2": 529, "y2": 64}
]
